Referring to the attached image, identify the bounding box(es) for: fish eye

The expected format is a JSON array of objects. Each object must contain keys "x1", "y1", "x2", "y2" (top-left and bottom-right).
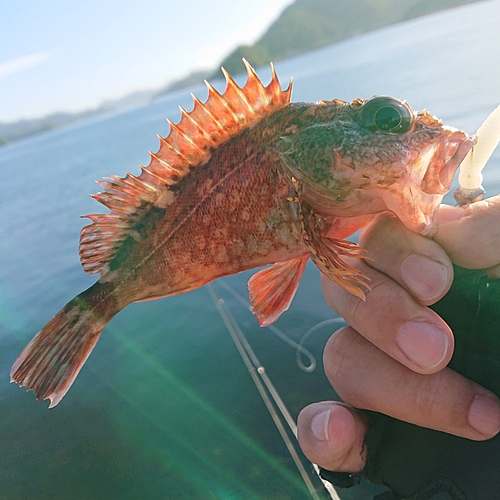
[{"x1": 358, "y1": 97, "x2": 413, "y2": 134}]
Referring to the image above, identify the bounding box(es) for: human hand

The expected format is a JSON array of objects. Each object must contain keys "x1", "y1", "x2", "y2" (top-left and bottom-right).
[{"x1": 297, "y1": 195, "x2": 500, "y2": 473}]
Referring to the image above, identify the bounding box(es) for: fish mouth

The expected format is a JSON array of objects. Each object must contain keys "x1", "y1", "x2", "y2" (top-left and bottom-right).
[
  {"x1": 420, "y1": 131, "x2": 476, "y2": 195},
  {"x1": 381, "y1": 131, "x2": 475, "y2": 237}
]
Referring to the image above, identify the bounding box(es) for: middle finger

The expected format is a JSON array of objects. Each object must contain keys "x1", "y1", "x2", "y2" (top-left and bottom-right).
[{"x1": 321, "y1": 261, "x2": 454, "y2": 374}]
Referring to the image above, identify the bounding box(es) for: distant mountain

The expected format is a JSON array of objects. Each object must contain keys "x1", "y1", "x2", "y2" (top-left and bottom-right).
[
  {"x1": 0, "y1": 111, "x2": 98, "y2": 144},
  {"x1": 213, "y1": 0, "x2": 481, "y2": 77},
  {"x1": 0, "y1": 89, "x2": 156, "y2": 145},
  {"x1": 1, "y1": 0, "x2": 481, "y2": 146}
]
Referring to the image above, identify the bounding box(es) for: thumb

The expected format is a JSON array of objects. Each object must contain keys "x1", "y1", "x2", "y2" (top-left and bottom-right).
[
  {"x1": 297, "y1": 402, "x2": 368, "y2": 472},
  {"x1": 435, "y1": 195, "x2": 500, "y2": 270}
]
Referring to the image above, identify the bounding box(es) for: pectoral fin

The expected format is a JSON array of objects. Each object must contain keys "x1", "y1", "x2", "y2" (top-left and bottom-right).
[
  {"x1": 300, "y1": 201, "x2": 370, "y2": 299},
  {"x1": 248, "y1": 255, "x2": 309, "y2": 327}
]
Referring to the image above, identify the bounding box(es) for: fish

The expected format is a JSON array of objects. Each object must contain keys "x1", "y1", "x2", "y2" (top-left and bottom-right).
[{"x1": 11, "y1": 60, "x2": 474, "y2": 407}]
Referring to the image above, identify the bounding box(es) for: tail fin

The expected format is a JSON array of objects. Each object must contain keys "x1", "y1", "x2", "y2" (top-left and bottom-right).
[{"x1": 10, "y1": 284, "x2": 114, "y2": 408}]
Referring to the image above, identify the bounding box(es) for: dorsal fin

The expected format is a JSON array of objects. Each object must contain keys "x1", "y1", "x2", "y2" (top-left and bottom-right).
[{"x1": 79, "y1": 60, "x2": 292, "y2": 275}]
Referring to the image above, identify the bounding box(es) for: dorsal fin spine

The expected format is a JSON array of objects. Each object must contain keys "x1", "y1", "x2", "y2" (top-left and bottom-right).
[
  {"x1": 90, "y1": 193, "x2": 121, "y2": 211},
  {"x1": 191, "y1": 94, "x2": 225, "y2": 131},
  {"x1": 140, "y1": 164, "x2": 175, "y2": 188},
  {"x1": 270, "y1": 62, "x2": 293, "y2": 103},
  {"x1": 106, "y1": 174, "x2": 148, "y2": 194},
  {"x1": 80, "y1": 60, "x2": 292, "y2": 275},
  {"x1": 147, "y1": 159, "x2": 175, "y2": 185},
  {"x1": 221, "y1": 67, "x2": 254, "y2": 113},
  {"x1": 125, "y1": 173, "x2": 156, "y2": 195},
  {"x1": 204, "y1": 80, "x2": 240, "y2": 123},
  {"x1": 157, "y1": 134, "x2": 189, "y2": 162},
  {"x1": 148, "y1": 151, "x2": 171, "y2": 169},
  {"x1": 167, "y1": 119, "x2": 204, "y2": 153},
  {"x1": 149, "y1": 150, "x2": 183, "y2": 178},
  {"x1": 242, "y1": 60, "x2": 270, "y2": 107},
  {"x1": 179, "y1": 106, "x2": 216, "y2": 143},
  {"x1": 139, "y1": 165, "x2": 164, "y2": 182}
]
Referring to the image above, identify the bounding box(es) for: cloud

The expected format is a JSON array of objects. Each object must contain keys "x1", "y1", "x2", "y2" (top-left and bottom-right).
[{"x1": 0, "y1": 51, "x2": 54, "y2": 80}]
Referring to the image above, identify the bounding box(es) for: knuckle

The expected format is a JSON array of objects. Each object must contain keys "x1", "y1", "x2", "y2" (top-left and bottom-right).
[
  {"x1": 323, "y1": 327, "x2": 365, "y2": 401},
  {"x1": 412, "y1": 370, "x2": 444, "y2": 422},
  {"x1": 409, "y1": 369, "x2": 467, "y2": 430}
]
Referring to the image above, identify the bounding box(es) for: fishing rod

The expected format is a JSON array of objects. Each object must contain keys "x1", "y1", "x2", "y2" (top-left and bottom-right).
[{"x1": 207, "y1": 282, "x2": 343, "y2": 500}]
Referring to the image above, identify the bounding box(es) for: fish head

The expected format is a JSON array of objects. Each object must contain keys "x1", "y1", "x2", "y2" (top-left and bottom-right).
[{"x1": 278, "y1": 96, "x2": 474, "y2": 236}]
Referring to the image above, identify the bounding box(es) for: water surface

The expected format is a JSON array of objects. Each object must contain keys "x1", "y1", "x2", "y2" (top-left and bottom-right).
[{"x1": 1, "y1": 2, "x2": 500, "y2": 498}]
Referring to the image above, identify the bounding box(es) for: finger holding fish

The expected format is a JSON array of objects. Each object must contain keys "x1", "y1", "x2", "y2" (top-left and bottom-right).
[
  {"x1": 319, "y1": 212, "x2": 456, "y2": 375},
  {"x1": 321, "y1": 252, "x2": 454, "y2": 375},
  {"x1": 298, "y1": 200, "x2": 500, "y2": 473},
  {"x1": 360, "y1": 214, "x2": 454, "y2": 304},
  {"x1": 317, "y1": 196, "x2": 500, "y2": 418},
  {"x1": 436, "y1": 196, "x2": 500, "y2": 272},
  {"x1": 297, "y1": 324, "x2": 500, "y2": 474}
]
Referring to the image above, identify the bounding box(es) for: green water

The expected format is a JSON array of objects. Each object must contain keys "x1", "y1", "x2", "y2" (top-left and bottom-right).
[{"x1": 1, "y1": 2, "x2": 500, "y2": 498}]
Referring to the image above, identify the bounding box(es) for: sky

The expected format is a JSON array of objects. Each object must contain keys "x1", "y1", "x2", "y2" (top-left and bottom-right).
[{"x1": 0, "y1": 0, "x2": 293, "y2": 122}]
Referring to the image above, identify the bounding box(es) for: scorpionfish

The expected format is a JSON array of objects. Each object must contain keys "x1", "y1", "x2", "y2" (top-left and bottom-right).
[{"x1": 11, "y1": 60, "x2": 474, "y2": 407}]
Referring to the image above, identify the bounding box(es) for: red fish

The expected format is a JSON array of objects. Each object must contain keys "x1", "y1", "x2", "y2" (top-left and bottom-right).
[{"x1": 11, "y1": 60, "x2": 474, "y2": 407}]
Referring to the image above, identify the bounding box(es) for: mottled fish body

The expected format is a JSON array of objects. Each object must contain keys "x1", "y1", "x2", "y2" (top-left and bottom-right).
[{"x1": 11, "y1": 61, "x2": 474, "y2": 407}]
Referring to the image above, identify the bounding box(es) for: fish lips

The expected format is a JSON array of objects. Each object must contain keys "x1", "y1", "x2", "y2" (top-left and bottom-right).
[
  {"x1": 381, "y1": 132, "x2": 475, "y2": 237},
  {"x1": 421, "y1": 131, "x2": 476, "y2": 195}
]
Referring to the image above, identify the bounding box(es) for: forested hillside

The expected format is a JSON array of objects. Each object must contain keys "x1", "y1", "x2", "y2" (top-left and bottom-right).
[
  {"x1": 214, "y1": 0, "x2": 480, "y2": 77},
  {"x1": 1, "y1": 0, "x2": 481, "y2": 145}
]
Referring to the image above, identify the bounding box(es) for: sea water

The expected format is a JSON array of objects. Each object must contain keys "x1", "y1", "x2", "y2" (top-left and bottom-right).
[{"x1": 1, "y1": 1, "x2": 499, "y2": 498}]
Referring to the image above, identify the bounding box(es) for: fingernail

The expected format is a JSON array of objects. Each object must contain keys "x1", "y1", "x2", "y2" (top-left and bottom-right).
[
  {"x1": 396, "y1": 321, "x2": 449, "y2": 370},
  {"x1": 468, "y1": 394, "x2": 500, "y2": 437},
  {"x1": 311, "y1": 409, "x2": 331, "y2": 442},
  {"x1": 400, "y1": 254, "x2": 449, "y2": 301}
]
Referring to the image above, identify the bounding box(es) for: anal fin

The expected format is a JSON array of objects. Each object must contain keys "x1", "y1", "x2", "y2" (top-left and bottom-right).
[{"x1": 248, "y1": 255, "x2": 309, "y2": 327}]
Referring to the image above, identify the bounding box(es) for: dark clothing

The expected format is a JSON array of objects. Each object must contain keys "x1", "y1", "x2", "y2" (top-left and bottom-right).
[{"x1": 321, "y1": 266, "x2": 500, "y2": 500}]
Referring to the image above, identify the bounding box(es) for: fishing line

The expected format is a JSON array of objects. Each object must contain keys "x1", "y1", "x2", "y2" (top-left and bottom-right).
[
  {"x1": 296, "y1": 318, "x2": 346, "y2": 371},
  {"x1": 217, "y1": 279, "x2": 346, "y2": 372},
  {"x1": 207, "y1": 282, "x2": 342, "y2": 500},
  {"x1": 217, "y1": 279, "x2": 334, "y2": 372}
]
